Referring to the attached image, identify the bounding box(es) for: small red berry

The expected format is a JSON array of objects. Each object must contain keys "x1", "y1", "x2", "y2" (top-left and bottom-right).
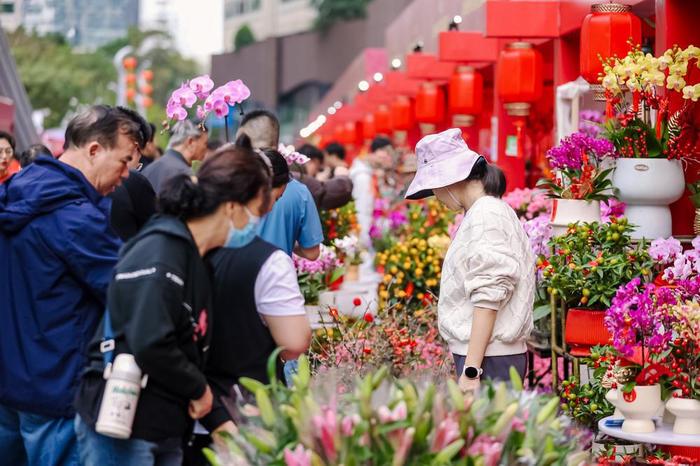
[
  {"x1": 353, "y1": 297, "x2": 362, "y2": 307},
  {"x1": 363, "y1": 312, "x2": 374, "y2": 323}
]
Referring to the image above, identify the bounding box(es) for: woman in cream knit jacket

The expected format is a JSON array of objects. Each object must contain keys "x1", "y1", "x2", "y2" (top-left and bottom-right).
[{"x1": 405, "y1": 128, "x2": 534, "y2": 391}]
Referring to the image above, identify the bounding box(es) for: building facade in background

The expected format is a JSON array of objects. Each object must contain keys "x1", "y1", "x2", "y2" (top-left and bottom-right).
[
  {"x1": 0, "y1": 0, "x2": 23, "y2": 31},
  {"x1": 224, "y1": 0, "x2": 316, "y2": 52}
]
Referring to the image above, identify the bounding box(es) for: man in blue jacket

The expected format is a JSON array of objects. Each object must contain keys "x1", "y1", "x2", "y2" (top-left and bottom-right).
[{"x1": 0, "y1": 105, "x2": 150, "y2": 466}]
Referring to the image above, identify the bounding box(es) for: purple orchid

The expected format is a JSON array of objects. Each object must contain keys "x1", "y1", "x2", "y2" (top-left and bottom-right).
[{"x1": 545, "y1": 131, "x2": 615, "y2": 170}]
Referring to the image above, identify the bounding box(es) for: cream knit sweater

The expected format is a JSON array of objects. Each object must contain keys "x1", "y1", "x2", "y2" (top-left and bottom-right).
[{"x1": 438, "y1": 195, "x2": 535, "y2": 357}]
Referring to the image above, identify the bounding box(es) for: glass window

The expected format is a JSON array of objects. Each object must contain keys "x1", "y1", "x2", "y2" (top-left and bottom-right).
[{"x1": 1, "y1": 2, "x2": 15, "y2": 13}]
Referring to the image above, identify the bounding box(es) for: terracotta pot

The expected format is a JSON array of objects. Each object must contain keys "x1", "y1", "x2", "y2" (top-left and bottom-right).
[
  {"x1": 666, "y1": 397, "x2": 700, "y2": 435},
  {"x1": 610, "y1": 385, "x2": 662, "y2": 433},
  {"x1": 550, "y1": 199, "x2": 601, "y2": 237},
  {"x1": 564, "y1": 308, "x2": 610, "y2": 356}
]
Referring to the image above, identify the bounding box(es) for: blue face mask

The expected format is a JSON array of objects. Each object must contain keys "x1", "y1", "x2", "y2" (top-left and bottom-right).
[{"x1": 225, "y1": 207, "x2": 260, "y2": 249}]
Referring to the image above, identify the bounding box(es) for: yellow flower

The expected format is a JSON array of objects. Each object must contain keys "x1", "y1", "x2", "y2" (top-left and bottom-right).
[
  {"x1": 658, "y1": 53, "x2": 673, "y2": 70},
  {"x1": 669, "y1": 61, "x2": 688, "y2": 76},
  {"x1": 682, "y1": 84, "x2": 700, "y2": 102},
  {"x1": 667, "y1": 74, "x2": 686, "y2": 91}
]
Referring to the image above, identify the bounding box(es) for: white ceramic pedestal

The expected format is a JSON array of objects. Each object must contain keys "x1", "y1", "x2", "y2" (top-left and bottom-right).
[
  {"x1": 666, "y1": 397, "x2": 700, "y2": 435},
  {"x1": 612, "y1": 158, "x2": 685, "y2": 239}
]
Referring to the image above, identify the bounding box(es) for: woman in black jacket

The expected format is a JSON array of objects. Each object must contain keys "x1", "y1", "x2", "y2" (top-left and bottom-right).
[{"x1": 74, "y1": 143, "x2": 270, "y2": 466}]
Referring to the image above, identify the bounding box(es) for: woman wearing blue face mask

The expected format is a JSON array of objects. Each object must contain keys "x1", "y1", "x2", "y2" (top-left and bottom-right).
[
  {"x1": 187, "y1": 136, "x2": 311, "y2": 461},
  {"x1": 74, "y1": 142, "x2": 271, "y2": 466}
]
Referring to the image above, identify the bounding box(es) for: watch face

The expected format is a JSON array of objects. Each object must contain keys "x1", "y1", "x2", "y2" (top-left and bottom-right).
[{"x1": 464, "y1": 366, "x2": 480, "y2": 379}]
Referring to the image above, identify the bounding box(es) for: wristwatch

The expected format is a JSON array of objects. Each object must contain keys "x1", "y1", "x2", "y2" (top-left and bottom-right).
[{"x1": 463, "y1": 366, "x2": 483, "y2": 380}]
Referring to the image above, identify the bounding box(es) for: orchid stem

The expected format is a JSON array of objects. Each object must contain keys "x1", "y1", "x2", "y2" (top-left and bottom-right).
[{"x1": 224, "y1": 112, "x2": 230, "y2": 143}]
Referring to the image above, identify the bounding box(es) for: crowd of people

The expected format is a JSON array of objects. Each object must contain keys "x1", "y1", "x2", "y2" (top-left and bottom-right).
[{"x1": 0, "y1": 104, "x2": 533, "y2": 466}]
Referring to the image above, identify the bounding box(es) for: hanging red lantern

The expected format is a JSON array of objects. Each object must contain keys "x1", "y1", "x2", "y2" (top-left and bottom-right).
[
  {"x1": 580, "y1": 3, "x2": 641, "y2": 99},
  {"x1": 123, "y1": 56, "x2": 138, "y2": 71},
  {"x1": 448, "y1": 66, "x2": 483, "y2": 127},
  {"x1": 374, "y1": 104, "x2": 391, "y2": 135},
  {"x1": 142, "y1": 96, "x2": 153, "y2": 108},
  {"x1": 125, "y1": 88, "x2": 137, "y2": 102},
  {"x1": 415, "y1": 82, "x2": 445, "y2": 134},
  {"x1": 390, "y1": 95, "x2": 414, "y2": 131},
  {"x1": 125, "y1": 73, "x2": 137, "y2": 86},
  {"x1": 496, "y1": 42, "x2": 543, "y2": 116},
  {"x1": 342, "y1": 121, "x2": 359, "y2": 146},
  {"x1": 333, "y1": 124, "x2": 345, "y2": 143},
  {"x1": 141, "y1": 69, "x2": 154, "y2": 81},
  {"x1": 362, "y1": 113, "x2": 376, "y2": 141}
]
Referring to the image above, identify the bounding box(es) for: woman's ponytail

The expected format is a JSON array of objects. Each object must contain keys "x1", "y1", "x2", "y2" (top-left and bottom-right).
[
  {"x1": 158, "y1": 174, "x2": 209, "y2": 220},
  {"x1": 466, "y1": 157, "x2": 507, "y2": 198}
]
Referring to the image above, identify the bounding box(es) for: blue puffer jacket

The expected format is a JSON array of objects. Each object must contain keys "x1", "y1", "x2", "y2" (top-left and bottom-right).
[{"x1": 0, "y1": 156, "x2": 120, "y2": 418}]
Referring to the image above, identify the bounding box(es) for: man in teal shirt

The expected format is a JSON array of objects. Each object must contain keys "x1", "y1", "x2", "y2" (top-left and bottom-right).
[{"x1": 237, "y1": 110, "x2": 322, "y2": 259}]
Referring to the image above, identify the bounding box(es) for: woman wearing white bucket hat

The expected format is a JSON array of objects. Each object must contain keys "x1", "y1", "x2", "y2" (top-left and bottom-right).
[{"x1": 405, "y1": 128, "x2": 535, "y2": 392}]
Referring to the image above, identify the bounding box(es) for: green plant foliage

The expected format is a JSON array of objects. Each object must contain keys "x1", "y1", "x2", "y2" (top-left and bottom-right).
[
  {"x1": 312, "y1": 0, "x2": 372, "y2": 32},
  {"x1": 234, "y1": 24, "x2": 256, "y2": 50}
]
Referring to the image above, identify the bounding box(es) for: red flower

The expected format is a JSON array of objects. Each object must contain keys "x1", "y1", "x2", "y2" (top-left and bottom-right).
[
  {"x1": 363, "y1": 312, "x2": 374, "y2": 323},
  {"x1": 353, "y1": 297, "x2": 362, "y2": 307},
  {"x1": 329, "y1": 307, "x2": 339, "y2": 320},
  {"x1": 363, "y1": 347, "x2": 372, "y2": 355}
]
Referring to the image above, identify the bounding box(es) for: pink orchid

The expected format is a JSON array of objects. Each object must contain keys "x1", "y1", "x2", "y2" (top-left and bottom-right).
[
  {"x1": 283, "y1": 444, "x2": 312, "y2": 466},
  {"x1": 225, "y1": 79, "x2": 251, "y2": 103},
  {"x1": 196, "y1": 105, "x2": 206, "y2": 120},
  {"x1": 431, "y1": 416, "x2": 460, "y2": 452},
  {"x1": 378, "y1": 401, "x2": 407, "y2": 424},
  {"x1": 171, "y1": 83, "x2": 197, "y2": 108},
  {"x1": 212, "y1": 99, "x2": 230, "y2": 118},
  {"x1": 166, "y1": 100, "x2": 187, "y2": 121},
  {"x1": 278, "y1": 143, "x2": 310, "y2": 166},
  {"x1": 189, "y1": 74, "x2": 214, "y2": 99}
]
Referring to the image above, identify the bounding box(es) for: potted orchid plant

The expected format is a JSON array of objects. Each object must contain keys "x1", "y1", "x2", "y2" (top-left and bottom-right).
[
  {"x1": 294, "y1": 245, "x2": 344, "y2": 328},
  {"x1": 333, "y1": 235, "x2": 363, "y2": 282},
  {"x1": 600, "y1": 44, "x2": 700, "y2": 239},
  {"x1": 538, "y1": 132, "x2": 616, "y2": 236}
]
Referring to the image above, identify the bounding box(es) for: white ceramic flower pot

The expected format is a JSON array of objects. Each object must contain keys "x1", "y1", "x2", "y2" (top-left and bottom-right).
[
  {"x1": 612, "y1": 158, "x2": 685, "y2": 239},
  {"x1": 550, "y1": 199, "x2": 601, "y2": 236},
  {"x1": 665, "y1": 397, "x2": 700, "y2": 435},
  {"x1": 614, "y1": 385, "x2": 662, "y2": 433},
  {"x1": 605, "y1": 389, "x2": 624, "y2": 419}
]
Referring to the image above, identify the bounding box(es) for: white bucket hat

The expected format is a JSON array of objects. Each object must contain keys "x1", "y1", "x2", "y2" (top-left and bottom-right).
[{"x1": 405, "y1": 128, "x2": 483, "y2": 200}]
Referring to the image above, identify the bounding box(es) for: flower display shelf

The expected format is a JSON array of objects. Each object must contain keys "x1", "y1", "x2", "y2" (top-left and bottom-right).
[{"x1": 598, "y1": 416, "x2": 700, "y2": 447}]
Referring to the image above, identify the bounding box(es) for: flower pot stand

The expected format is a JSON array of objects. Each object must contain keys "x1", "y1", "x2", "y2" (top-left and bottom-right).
[{"x1": 666, "y1": 398, "x2": 700, "y2": 435}]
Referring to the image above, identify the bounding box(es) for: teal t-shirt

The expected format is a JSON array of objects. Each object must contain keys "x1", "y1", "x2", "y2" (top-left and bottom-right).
[{"x1": 257, "y1": 179, "x2": 323, "y2": 255}]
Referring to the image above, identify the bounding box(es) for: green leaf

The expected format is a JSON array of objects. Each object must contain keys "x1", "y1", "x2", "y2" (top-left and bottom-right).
[{"x1": 532, "y1": 303, "x2": 551, "y2": 322}]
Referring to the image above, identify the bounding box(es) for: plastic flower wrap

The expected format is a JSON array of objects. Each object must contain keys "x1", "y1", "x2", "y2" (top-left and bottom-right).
[{"x1": 204, "y1": 354, "x2": 589, "y2": 466}]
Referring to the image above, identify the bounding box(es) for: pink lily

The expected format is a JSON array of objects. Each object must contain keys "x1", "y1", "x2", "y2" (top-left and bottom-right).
[
  {"x1": 431, "y1": 416, "x2": 460, "y2": 452},
  {"x1": 392, "y1": 427, "x2": 415, "y2": 466},
  {"x1": 378, "y1": 401, "x2": 407, "y2": 424},
  {"x1": 283, "y1": 444, "x2": 312, "y2": 466},
  {"x1": 189, "y1": 74, "x2": 214, "y2": 99},
  {"x1": 467, "y1": 434, "x2": 503, "y2": 466},
  {"x1": 341, "y1": 414, "x2": 360, "y2": 436},
  {"x1": 312, "y1": 407, "x2": 338, "y2": 462}
]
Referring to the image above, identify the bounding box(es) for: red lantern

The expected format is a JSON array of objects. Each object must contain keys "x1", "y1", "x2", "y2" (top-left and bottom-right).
[
  {"x1": 580, "y1": 3, "x2": 641, "y2": 98},
  {"x1": 496, "y1": 42, "x2": 543, "y2": 116},
  {"x1": 142, "y1": 96, "x2": 153, "y2": 108},
  {"x1": 123, "y1": 56, "x2": 138, "y2": 71},
  {"x1": 125, "y1": 88, "x2": 137, "y2": 102},
  {"x1": 448, "y1": 66, "x2": 483, "y2": 127},
  {"x1": 415, "y1": 82, "x2": 445, "y2": 133},
  {"x1": 374, "y1": 105, "x2": 391, "y2": 135},
  {"x1": 125, "y1": 73, "x2": 137, "y2": 86},
  {"x1": 342, "y1": 121, "x2": 358, "y2": 146},
  {"x1": 390, "y1": 96, "x2": 414, "y2": 131},
  {"x1": 141, "y1": 69, "x2": 154, "y2": 81},
  {"x1": 362, "y1": 113, "x2": 376, "y2": 141},
  {"x1": 140, "y1": 84, "x2": 153, "y2": 95},
  {"x1": 333, "y1": 124, "x2": 345, "y2": 143}
]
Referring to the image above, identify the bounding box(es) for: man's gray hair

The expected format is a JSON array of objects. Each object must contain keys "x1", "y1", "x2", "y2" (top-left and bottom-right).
[{"x1": 168, "y1": 120, "x2": 204, "y2": 149}]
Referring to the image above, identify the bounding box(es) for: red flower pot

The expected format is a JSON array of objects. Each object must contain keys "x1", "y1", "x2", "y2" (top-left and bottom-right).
[{"x1": 564, "y1": 308, "x2": 611, "y2": 356}]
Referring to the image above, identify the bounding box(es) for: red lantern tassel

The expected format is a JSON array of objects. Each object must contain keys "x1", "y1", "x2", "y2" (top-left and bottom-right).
[{"x1": 514, "y1": 119, "x2": 525, "y2": 159}]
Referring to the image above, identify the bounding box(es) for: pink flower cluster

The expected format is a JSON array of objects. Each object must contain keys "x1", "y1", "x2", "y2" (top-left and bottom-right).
[
  {"x1": 601, "y1": 199, "x2": 626, "y2": 223},
  {"x1": 650, "y1": 236, "x2": 700, "y2": 282},
  {"x1": 166, "y1": 74, "x2": 250, "y2": 121},
  {"x1": 502, "y1": 188, "x2": 551, "y2": 220},
  {"x1": 294, "y1": 244, "x2": 340, "y2": 275},
  {"x1": 522, "y1": 215, "x2": 553, "y2": 258}
]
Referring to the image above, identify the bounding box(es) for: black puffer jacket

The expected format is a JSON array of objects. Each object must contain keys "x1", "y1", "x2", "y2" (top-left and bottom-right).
[{"x1": 75, "y1": 215, "x2": 213, "y2": 442}]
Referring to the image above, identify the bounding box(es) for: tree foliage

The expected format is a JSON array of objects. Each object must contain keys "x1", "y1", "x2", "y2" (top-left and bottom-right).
[
  {"x1": 312, "y1": 0, "x2": 372, "y2": 32},
  {"x1": 8, "y1": 27, "x2": 200, "y2": 129},
  {"x1": 234, "y1": 24, "x2": 256, "y2": 50}
]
